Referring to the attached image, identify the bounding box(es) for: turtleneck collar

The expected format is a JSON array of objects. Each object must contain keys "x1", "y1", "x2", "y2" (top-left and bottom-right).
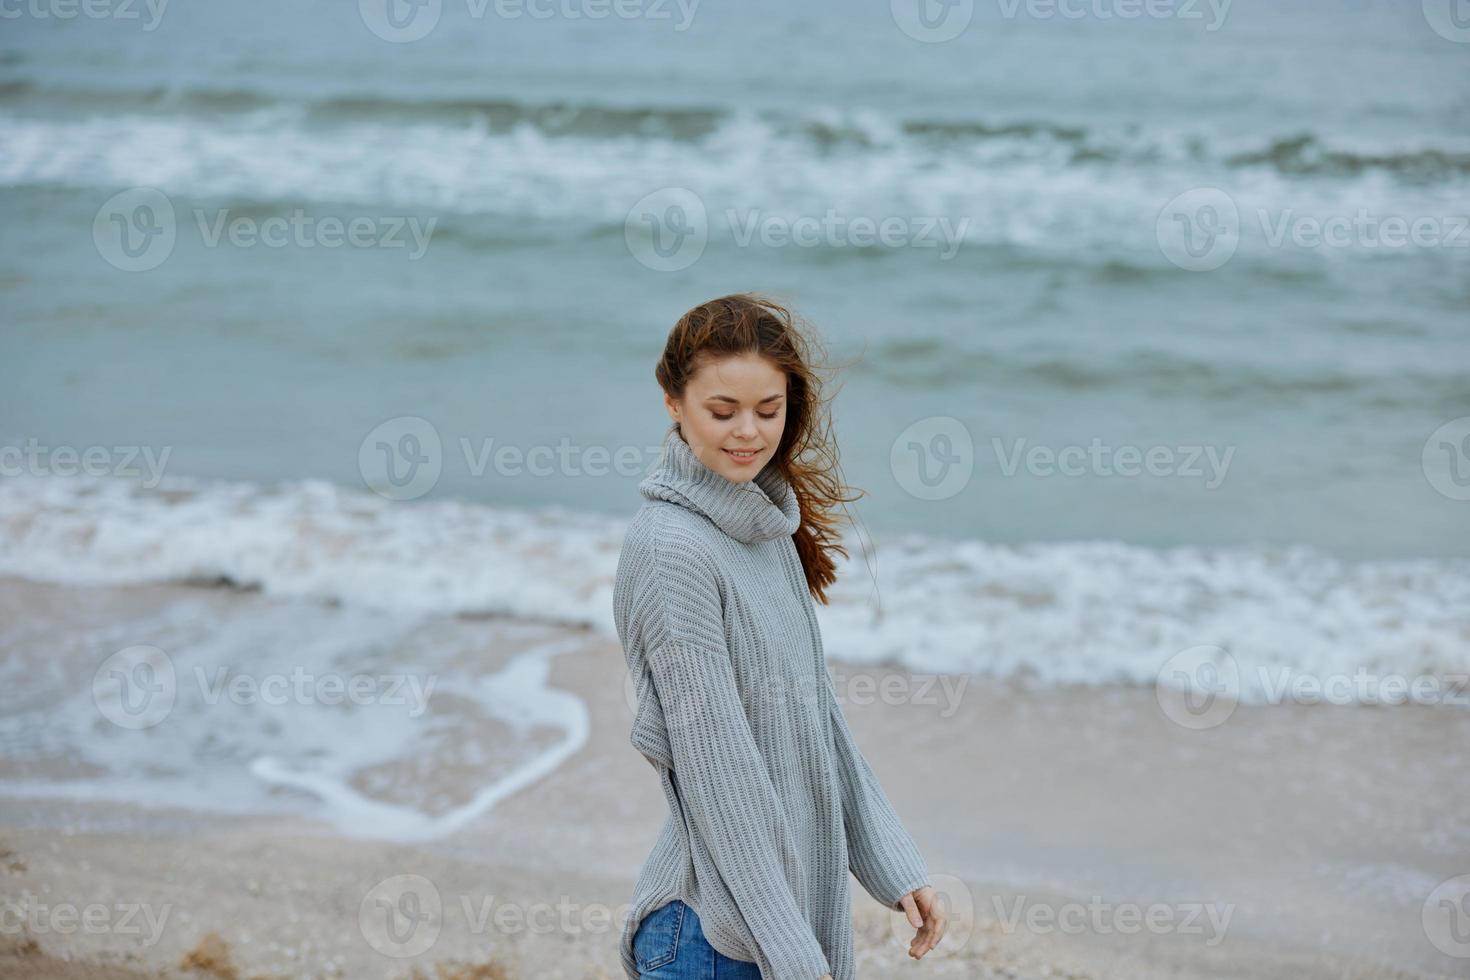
[{"x1": 639, "y1": 421, "x2": 801, "y2": 544}]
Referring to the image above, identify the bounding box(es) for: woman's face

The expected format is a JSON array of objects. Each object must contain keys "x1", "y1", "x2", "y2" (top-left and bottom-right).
[{"x1": 666, "y1": 352, "x2": 788, "y2": 483}]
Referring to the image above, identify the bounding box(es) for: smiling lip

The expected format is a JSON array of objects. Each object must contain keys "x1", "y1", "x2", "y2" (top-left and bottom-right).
[{"x1": 723, "y1": 448, "x2": 762, "y2": 465}]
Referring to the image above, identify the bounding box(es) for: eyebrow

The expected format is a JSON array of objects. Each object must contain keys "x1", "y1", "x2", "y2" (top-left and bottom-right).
[{"x1": 704, "y1": 394, "x2": 786, "y2": 405}]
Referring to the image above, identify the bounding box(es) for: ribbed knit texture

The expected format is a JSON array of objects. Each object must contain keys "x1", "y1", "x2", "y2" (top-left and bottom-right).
[{"x1": 613, "y1": 421, "x2": 931, "y2": 980}]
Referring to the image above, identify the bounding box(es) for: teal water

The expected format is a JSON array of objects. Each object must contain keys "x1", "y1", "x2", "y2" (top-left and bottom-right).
[{"x1": 0, "y1": 0, "x2": 1467, "y2": 559}]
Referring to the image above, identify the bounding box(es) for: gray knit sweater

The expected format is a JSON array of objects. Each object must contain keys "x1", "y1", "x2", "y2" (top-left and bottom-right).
[{"x1": 613, "y1": 422, "x2": 931, "y2": 980}]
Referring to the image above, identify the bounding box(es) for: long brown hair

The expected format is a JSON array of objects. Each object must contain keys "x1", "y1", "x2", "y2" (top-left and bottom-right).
[{"x1": 655, "y1": 293, "x2": 861, "y2": 604}]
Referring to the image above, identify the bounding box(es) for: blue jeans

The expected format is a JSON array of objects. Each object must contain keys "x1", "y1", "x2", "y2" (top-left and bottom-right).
[{"x1": 632, "y1": 899, "x2": 762, "y2": 979}]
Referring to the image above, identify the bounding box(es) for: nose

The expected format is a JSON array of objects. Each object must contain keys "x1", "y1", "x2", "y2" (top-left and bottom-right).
[{"x1": 734, "y1": 413, "x2": 759, "y2": 439}]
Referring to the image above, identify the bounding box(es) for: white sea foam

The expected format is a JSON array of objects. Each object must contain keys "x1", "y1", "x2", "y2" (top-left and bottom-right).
[
  {"x1": 1, "y1": 110, "x2": 1465, "y2": 262},
  {"x1": 0, "y1": 583, "x2": 590, "y2": 840},
  {"x1": 2, "y1": 472, "x2": 1465, "y2": 707}
]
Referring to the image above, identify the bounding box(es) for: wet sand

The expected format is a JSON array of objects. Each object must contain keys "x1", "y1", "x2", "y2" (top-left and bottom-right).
[{"x1": 0, "y1": 578, "x2": 1465, "y2": 979}]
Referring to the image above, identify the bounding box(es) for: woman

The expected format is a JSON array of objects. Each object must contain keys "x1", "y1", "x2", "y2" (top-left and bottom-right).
[{"x1": 612, "y1": 294, "x2": 946, "y2": 979}]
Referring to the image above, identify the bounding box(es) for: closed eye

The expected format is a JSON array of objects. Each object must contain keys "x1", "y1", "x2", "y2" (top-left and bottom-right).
[{"x1": 714, "y1": 412, "x2": 780, "y2": 422}]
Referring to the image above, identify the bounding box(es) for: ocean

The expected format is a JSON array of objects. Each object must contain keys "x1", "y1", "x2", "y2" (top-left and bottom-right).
[{"x1": 1, "y1": 0, "x2": 1468, "y2": 828}]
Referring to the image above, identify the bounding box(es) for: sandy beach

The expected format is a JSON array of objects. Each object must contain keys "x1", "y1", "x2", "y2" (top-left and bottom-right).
[
  {"x1": 6, "y1": 3, "x2": 1468, "y2": 977},
  {"x1": 1, "y1": 577, "x2": 1464, "y2": 980}
]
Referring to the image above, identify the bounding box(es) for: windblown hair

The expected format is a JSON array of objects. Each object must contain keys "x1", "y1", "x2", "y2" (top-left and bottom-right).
[{"x1": 655, "y1": 293, "x2": 861, "y2": 604}]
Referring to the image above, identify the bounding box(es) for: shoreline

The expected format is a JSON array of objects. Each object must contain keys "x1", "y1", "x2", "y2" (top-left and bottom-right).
[{"x1": 0, "y1": 578, "x2": 1465, "y2": 978}]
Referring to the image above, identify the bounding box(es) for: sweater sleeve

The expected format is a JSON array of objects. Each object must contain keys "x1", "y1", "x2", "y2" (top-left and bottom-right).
[
  {"x1": 823, "y1": 667, "x2": 931, "y2": 911},
  {"x1": 632, "y1": 523, "x2": 833, "y2": 980}
]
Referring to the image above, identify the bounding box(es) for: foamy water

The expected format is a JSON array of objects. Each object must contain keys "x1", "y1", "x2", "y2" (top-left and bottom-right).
[
  {"x1": 2, "y1": 1, "x2": 1467, "y2": 842},
  {"x1": 3, "y1": 472, "x2": 1465, "y2": 707},
  {"x1": 0, "y1": 582, "x2": 591, "y2": 840},
  {"x1": 2, "y1": 105, "x2": 1465, "y2": 268},
  {"x1": 3, "y1": 2, "x2": 1465, "y2": 560}
]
